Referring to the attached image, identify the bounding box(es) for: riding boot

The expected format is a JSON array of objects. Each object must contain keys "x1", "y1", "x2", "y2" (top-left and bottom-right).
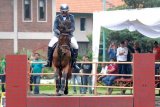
[
  {"x1": 45, "y1": 47, "x2": 54, "y2": 67},
  {"x1": 72, "y1": 49, "x2": 79, "y2": 69}
]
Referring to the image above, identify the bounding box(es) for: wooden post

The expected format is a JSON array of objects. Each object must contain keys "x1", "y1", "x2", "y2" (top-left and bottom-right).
[
  {"x1": 133, "y1": 54, "x2": 155, "y2": 107},
  {"x1": 6, "y1": 55, "x2": 27, "y2": 107},
  {"x1": 94, "y1": 63, "x2": 98, "y2": 95}
]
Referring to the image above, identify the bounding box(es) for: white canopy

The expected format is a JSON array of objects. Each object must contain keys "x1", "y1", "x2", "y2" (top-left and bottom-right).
[
  {"x1": 92, "y1": 7, "x2": 160, "y2": 62},
  {"x1": 91, "y1": 7, "x2": 160, "y2": 89}
]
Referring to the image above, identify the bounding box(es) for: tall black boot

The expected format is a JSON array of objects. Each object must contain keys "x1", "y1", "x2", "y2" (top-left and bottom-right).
[
  {"x1": 45, "y1": 47, "x2": 54, "y2": 67},
  {"x1": 72, "y1": 49, "x2": 79, "y2": 69}
]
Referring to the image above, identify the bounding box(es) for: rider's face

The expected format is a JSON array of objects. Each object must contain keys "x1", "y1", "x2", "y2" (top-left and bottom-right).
[{"x1": 61, "y1": 11, "x2": 68, "y2": 16}]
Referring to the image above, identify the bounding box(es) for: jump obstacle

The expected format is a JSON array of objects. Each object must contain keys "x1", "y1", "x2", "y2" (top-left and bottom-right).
[{"x1": 5, "y1": 54, "x2": 155, "y2": 107}]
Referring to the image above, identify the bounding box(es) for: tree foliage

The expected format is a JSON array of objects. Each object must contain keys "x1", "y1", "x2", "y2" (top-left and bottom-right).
[
  {"x1": 103, "y1": 29, "x2": 160, "y2": 53},
  {"x1": 123, "y1": 0, "x2": 160, "y2": 8}
]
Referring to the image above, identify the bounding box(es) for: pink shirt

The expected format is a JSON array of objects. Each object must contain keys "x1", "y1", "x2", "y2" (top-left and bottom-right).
[{"x1": 107, "y1": 64, "x2": 118, "y2": 74}]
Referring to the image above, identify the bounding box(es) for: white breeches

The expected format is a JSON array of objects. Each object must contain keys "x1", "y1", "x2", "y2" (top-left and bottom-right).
[{"x1": 48, "y1": 36, "x2": 79, "y2": 49}]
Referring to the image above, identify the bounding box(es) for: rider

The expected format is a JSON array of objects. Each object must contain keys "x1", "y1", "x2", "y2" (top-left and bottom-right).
[{"x1": 45, "y1": 4, "x2": 79, "y2": 69}]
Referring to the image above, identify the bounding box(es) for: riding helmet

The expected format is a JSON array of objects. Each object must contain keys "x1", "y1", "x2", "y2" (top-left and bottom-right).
[{"x1": 60, "y1": 4, "x2": 69, "y2": 12}]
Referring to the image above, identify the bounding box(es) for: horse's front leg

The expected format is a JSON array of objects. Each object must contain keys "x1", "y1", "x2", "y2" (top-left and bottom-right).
[
  {"x1": 54, "y1": 67, "x2": 61, "y2": 95},
  {"x1": 64, "y1": 79, "x2": 68, "y2": 95},
  {"x1": 58, "y1": 64, "x2": 70, "y2": 95},
  {"x1": 58, "y1": 71, "x2": 67, "y2": 95}
]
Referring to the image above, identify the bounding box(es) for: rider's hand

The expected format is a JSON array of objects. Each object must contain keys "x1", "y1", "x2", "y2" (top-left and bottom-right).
[
  {"x1": 55, "y1": 29, "x2": 60, "y2": 35},
  {"x1": 65, "y1": 29, "x2": 71, "y2": 33}
]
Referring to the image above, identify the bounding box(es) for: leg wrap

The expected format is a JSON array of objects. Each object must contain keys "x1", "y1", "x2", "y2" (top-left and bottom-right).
[{"x1": 56, "y1": 78, "x2": 60, "y2": 92}]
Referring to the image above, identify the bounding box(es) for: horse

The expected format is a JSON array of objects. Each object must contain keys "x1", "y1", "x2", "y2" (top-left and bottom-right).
[{"x1": 52, "y1": 33, "x2": 72, "y2": 96}]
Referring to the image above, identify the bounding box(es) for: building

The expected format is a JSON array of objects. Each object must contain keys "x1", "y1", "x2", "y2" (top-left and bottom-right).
[
  {"x1": 0, "y1": 0, "x2": 55, "y2": 57},
  {"x1": 56, "y1": 0, "x2": 124, "y2": 55},
  {"x1": 0, "y1": 0, "x2": 124, "y2": 57}
]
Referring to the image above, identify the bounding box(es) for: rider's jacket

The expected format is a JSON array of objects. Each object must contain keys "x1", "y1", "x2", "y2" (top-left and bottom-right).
[{"x1": 53, "y1": 14, "x2": 75, "y2": 37}]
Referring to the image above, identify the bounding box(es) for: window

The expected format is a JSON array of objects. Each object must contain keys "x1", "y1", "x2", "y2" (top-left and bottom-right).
[
  {"x1": 24, "y1": 0, "x2": 31, "y2": 20},
  {"x1": 80, "y1": 18, "x2": 86, "y2": 31},
  {"x1": 38, "y1": 0, "x2": 46, "y2": 21}
]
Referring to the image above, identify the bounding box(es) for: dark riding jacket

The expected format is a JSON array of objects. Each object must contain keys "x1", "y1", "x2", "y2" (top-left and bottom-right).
[{"x1": 53, "y1": 14, "x2": 75, "y2": 37}]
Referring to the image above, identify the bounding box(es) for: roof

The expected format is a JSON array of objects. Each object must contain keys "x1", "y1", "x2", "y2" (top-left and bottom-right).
[{"x1": 56, "y1": 0, "x2": 125, "y2": 13}]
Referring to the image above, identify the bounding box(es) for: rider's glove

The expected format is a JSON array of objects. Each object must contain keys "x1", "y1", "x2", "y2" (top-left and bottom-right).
[
  {"x1": 65, "y1": 29, "x2": 72, "y2": 33},
  {"x1": 55, "y1": 29, "x2": 60, "y2": 35}
]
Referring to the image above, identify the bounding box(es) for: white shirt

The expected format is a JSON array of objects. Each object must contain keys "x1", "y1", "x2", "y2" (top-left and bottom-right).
[
  {"x1": 63, "y1": 16, "x2": 66, "y2": 21},
  {"x1": 116, "y1": 47, "x2": 128, "y2": 61},
  {"x1": 100, "y1": 66, "x2": 108, "y2": 74}
]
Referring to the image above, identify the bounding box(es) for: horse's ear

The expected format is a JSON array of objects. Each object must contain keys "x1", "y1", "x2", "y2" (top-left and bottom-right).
[{"x1": 58, "y1": 34, "x2": 62, "y2": 40}]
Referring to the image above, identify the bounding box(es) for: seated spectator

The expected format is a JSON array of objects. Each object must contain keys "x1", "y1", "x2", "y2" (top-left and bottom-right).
[
  {"x1": 97, "y1": 63, "x2": 108, "y2": 81},
  {"x1": 72, "y1": 64, "x2": 82, "y2": 94},
  {"x1": 81, "y1": 56, "x2": 92, "y2": 94},
  {"x1": 153, "y1": 41, "x2": 160, "y2": 74},
  {"x1": 0, "y1": 57, "x2": 6, "y2": 92},
  {"x1": 102, "y1": 58, "x2": 118, "y2": 95},
  {"x1": 31, "y1": 53, "x2": 44, "y2": 94}
]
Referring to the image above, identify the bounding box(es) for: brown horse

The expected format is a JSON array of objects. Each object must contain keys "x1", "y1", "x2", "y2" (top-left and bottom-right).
[{"x1": 53, "y1": 33, "x2": 72, "y2": 96}]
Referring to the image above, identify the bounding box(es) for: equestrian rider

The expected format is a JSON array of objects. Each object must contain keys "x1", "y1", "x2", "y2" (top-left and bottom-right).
[{"x1": 45, "y1": 4, "x2": 79, "y2": 69}]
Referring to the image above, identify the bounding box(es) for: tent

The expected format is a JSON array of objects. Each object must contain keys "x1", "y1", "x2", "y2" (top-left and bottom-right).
[{"x1": 91, "y1": 7, "x2": 160, "y2": 89}]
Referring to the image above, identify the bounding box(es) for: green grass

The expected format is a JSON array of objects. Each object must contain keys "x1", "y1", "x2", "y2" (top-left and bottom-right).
[
  {"x1": 0, "y1": 86, "x2": 159, "y2": 96},
  {"x1": 29, "y1": 85, "x2": 160, "y2": 96},
  {"x1": 30, "y1": 85, "x2": 133, "y2": 95}
]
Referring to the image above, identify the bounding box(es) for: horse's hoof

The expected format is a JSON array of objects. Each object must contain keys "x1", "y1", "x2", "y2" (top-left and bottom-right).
[
  {"x1": 58, "y1": 90, "x2": 64, "y2": 95},
  {"x1": 55, "y1": 92, "x2": 60, "y2": 96},
  {"x1": 56, "y1": 93, "x2": 62, "y2": 96},
  {"x1": 64, "y1": 89, "x2": 68, "y2": 95}
]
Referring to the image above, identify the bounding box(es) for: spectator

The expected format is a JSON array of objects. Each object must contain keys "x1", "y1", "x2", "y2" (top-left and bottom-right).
[
  {"x1": 0, "y1": 57, "x2": 6, "y2": 92},
  {"x1": 124, "y1": 39, "x2": 134, "y2": 75},
  {"x1": 72, "y1": 64, "x2": 82, "y2": 94},
  {"x1": 153, "y1": 41, "x2": 160, "y2": 74},
  {"x1": 102, "y1": 58, "x2": 118, "y2": 95},
  {"x1": 81, "y1": 56, "x2": 92, "y2": 94},
  {"x1": 133, "y1": 42, "x2": 141, "y2": 53},
  {"x1": 117, "y1": 41, "x2": 128, "y2": 76},
  {"x1": 124, "y1": 39, "x2": 134, "y2": 61},
  {"x1": 29, "y1": 53, "x2": 35, "y2": 92},
  {"x1": 97, "y1": 63, "x2": 108, "y2": 81},
  {"x1": 31, "y1": 53, "x2": 44, "y2": 94},
  {"x1": 108, "y1": 42, "x2": 117, "y2": 60}
]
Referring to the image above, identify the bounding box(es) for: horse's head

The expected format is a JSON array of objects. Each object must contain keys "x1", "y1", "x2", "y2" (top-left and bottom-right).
[
  {"x1": 58, "y1": 33, "x2": 71, "y2": 46},
  {"x1": 59, "y1": 19, "x2": 71, "y2": 32},
  {"x1": 58, "y1": 33, "x2": 71, "y2": 53}
]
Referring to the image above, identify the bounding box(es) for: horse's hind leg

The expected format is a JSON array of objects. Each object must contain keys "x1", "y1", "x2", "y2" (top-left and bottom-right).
[{"x1": 64, "y1": 79, "x2": 68, "y2": 95}]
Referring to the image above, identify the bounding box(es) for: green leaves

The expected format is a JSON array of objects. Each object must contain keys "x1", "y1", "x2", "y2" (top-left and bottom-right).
[
  {"x1": 123, "y1": 0, "x2": 160, "y2": 8},
  {"x1": 104, "y1": 29, "x2": 160, "y2": 53}
]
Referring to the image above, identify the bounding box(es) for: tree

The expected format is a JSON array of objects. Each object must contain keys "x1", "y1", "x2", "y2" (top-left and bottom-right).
[
  {"x1": 104, "y1": 29, "x2": 160, "y2": 53},
  {"x1": 123, "y1": 0, "x2": 160, "y2": 8}
]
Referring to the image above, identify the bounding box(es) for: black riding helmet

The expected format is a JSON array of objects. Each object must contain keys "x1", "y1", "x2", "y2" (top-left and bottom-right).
[{"x1": 60, "y1": 4, "x2": 69, "y2": 12}]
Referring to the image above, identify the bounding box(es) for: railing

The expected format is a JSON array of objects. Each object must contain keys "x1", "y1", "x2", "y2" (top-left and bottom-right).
[
  {"x1": 27, "y1": 61, "x2": 134, "y2": 95},
  {"x1": 0, "y1": 60, "x2": 158, "y2": 95}
]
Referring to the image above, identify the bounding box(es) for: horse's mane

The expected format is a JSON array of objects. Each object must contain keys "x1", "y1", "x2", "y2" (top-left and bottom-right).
[
  {"x1": 58, "y1": 18, "x2": 71, "y2": 33},
  {"x1": 58, "y1": 33, "x2": 71, "y2": 46}
]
